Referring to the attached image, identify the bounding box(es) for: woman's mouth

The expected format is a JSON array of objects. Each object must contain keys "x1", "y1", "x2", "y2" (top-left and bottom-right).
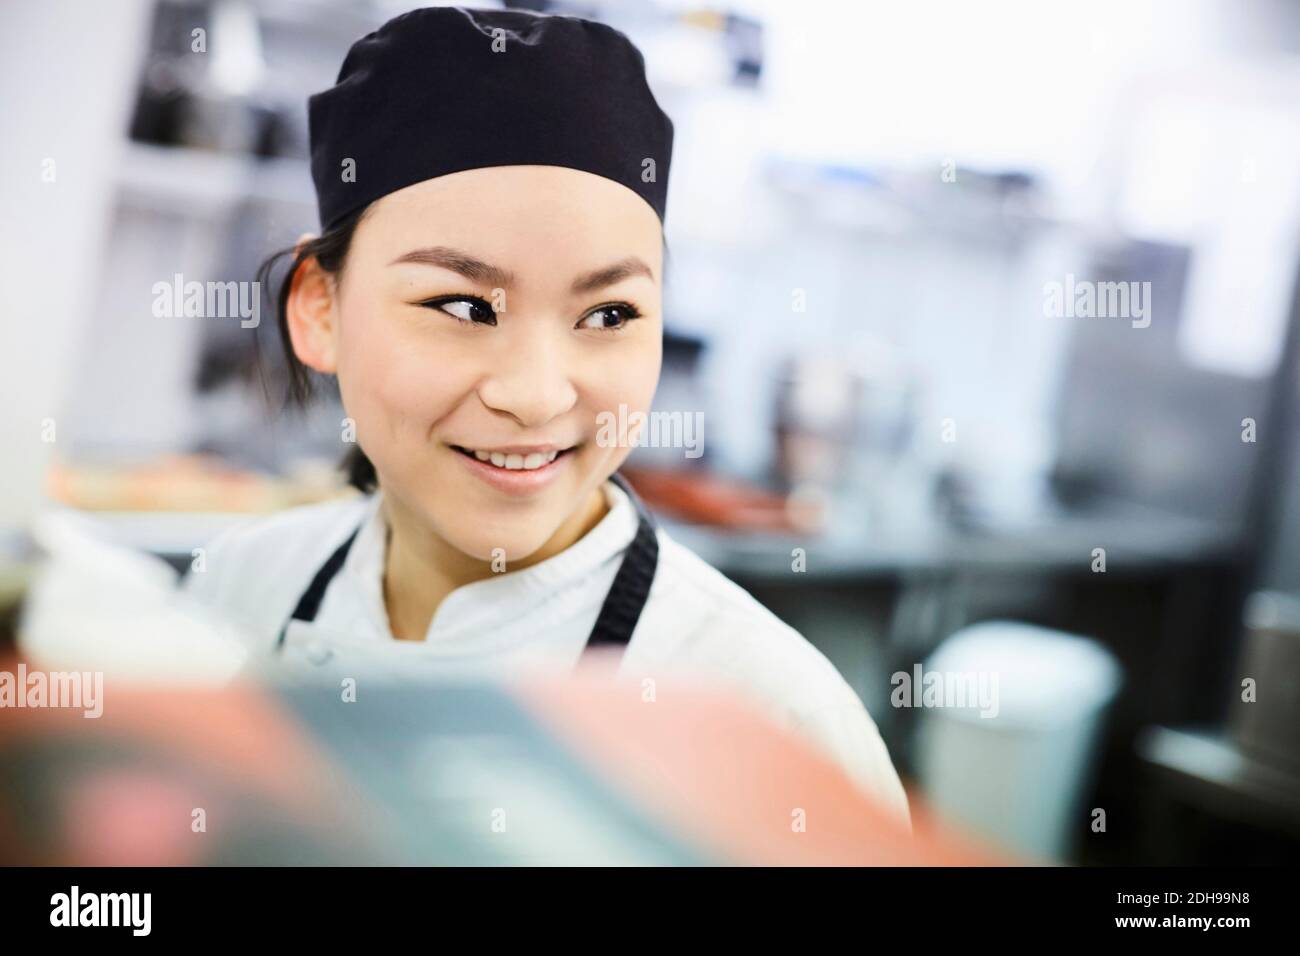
[
  {"x1": 448, "y1": 443, "x2": 578, "y2": 495},
  {"x1": 451, "y1": 445, "x2": 570, "y2": 471}
]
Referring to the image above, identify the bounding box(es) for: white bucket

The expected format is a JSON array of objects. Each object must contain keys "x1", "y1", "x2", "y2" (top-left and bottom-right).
[{"x1": 914, "y1": 621, "x2": 1121, "y2": 862}]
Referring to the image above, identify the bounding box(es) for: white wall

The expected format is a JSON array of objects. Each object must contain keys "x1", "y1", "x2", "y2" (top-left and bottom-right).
[{"x1": 0, "y1": 0, "x2": 152, "y2": 538}]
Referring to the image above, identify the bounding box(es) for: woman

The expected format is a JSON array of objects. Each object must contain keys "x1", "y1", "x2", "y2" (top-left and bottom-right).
[{"x1": 184, "y1": 6, "x2": 908, "y2": 824}]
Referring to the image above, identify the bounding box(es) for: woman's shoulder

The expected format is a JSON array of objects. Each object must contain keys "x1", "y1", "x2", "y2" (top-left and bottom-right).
[
  {"x1": 179, "y1": 494, "x2": 374, "y2": 627},
  {"x1": 642, "y1": 527, "x2": 856, "y2": 697},
  {"x1": 199, "y1": 494, "x2": 372, "y2": 565},
  {"x1": 638, "y1": 528, "x2": 910, "y2": 823}
]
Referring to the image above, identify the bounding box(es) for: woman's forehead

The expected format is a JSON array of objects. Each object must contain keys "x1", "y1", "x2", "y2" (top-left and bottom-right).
[
  {"x1": 374, "y1": 166, "x2": 659, "y2": 226},
  {"x1": 355, "y1": 166, "x2": 664, "y2": 278}
]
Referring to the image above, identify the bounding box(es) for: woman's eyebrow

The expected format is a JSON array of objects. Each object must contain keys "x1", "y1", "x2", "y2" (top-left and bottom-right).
[
  {"x1": 570, "y1": 256, "x2": 655, "y2": 294},
  {"x1": 389, "y1": 246, "x2": 516, "y2": 288},
  {"x1": 389, "y1": 247, "x2": 654, "y2": 293}
]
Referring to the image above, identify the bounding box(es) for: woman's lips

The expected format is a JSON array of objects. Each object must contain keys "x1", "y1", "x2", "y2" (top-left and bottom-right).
[{"x1": 449, "y1": 443, "x2": 575, "y2": 496}]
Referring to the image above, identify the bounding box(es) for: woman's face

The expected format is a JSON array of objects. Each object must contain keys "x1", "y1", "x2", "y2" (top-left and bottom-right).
[{"x1": 299, "y1": 165, "x2": 662, "y2": 562}]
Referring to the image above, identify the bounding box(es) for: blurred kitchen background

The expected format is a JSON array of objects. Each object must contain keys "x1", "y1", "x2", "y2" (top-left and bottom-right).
[{"x1": 3, "y1": 0, "x2": 1300, "y2": 866}]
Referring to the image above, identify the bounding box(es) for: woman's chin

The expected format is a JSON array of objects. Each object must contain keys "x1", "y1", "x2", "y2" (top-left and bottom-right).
[
  {"x1": 424, "y1": 511, "x2": 558, "y2": 563},
  {"x1": 455, "y1": 532, "x2": 554, "y2": 566}
]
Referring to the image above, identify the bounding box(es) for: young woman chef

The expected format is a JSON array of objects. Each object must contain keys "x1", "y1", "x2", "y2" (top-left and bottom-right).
[{"x1": 183, "y1": 6, "x2": 909, "y2": 824}]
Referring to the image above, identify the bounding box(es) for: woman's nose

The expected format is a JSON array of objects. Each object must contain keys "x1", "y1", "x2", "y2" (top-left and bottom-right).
[{"x1": 476, "y1": 326, "x2": 579, "y2": 427}]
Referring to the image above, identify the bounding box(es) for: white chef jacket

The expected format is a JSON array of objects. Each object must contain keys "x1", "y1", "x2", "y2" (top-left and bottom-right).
[{"x1": 181, "y1": 478, "x2": 910, "y2": 825}]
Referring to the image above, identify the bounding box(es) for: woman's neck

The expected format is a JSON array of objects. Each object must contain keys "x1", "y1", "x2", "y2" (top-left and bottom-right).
[{"x1": 380, "y1": 483, "x2": 611, "y2": 641}]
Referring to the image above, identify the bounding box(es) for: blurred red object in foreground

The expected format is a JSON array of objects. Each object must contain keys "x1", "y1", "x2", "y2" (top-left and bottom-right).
[
  {"x1": 0, "y1": 653, "x2": 998, "y2": 865},
  {"x1": 523, "y1": 662, "x2": 997, "y2": 866}
]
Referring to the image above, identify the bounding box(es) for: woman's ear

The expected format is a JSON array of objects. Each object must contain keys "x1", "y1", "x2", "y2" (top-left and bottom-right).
[{"x1": 285, "y1": 234, "x2": 339, "y2": 374}]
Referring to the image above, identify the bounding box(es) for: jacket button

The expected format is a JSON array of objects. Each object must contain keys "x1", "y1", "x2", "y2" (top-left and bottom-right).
[{"x1": 304, "y1": 639, "x2": 334, "y2": 665}]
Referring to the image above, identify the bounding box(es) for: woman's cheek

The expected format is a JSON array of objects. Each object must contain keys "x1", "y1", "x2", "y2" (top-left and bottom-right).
[
  {"x1": 591, "y1": 342, "x2": 662, "y2": 440},
  {"x1": 337, "y1": 328, "x2": 455, "y2": 461}
]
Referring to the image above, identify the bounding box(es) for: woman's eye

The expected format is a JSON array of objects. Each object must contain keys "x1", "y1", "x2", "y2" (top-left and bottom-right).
[
  {"x1": 420, "y1": 296, "x2": 497, "y2": 326},
  {"x1": 577, "y1": 303, "x2": 641, "y2": 331}
]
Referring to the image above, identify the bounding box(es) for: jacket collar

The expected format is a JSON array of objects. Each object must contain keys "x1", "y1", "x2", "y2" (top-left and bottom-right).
[{"x1": 341, "y1": 479, "x2": 639, "y2": 644}]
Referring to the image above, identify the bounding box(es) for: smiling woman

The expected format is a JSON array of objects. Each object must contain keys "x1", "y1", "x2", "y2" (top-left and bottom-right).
[
  {"x1": 182, "y1": 5, "x2": 909, "y2": 825},
  {"x1": 288, "y1": 164, "x2": 664, "y2": 576}
]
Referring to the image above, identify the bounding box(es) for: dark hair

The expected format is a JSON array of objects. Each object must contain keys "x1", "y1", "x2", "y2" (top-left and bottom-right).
[
  {"x1": 255, "y1": 203, "x2": 379, "y2": 492},
  {"x1": 255, "y1": 205, "x2": 671, "y2": 496}
]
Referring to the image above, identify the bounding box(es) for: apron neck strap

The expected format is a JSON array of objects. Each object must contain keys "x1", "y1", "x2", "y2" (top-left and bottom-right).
[{"x1": 277, "y1": 472, "x2": 659, "y2": 652}]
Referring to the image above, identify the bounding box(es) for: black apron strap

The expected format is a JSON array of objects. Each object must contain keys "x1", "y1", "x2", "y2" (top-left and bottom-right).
[
  {"x1": 582, "y1": 472, "x2": 659, "y2": 652},
  {"x1": 276, "y1": 473, "x2": 658, "y2": 658},
  {"x1": 275, "y1": 526, "x2": 361, "y2": 649}
]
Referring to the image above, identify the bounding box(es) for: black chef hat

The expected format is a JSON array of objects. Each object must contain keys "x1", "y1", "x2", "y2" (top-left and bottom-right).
[{"x1": 308, "y1": 6, "x2": 674, "y2": 232}]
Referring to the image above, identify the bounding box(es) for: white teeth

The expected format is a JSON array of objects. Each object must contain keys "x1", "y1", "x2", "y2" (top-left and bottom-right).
[{"x1": 464, "y1": 447, "x2": 562, "y2": 471}]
